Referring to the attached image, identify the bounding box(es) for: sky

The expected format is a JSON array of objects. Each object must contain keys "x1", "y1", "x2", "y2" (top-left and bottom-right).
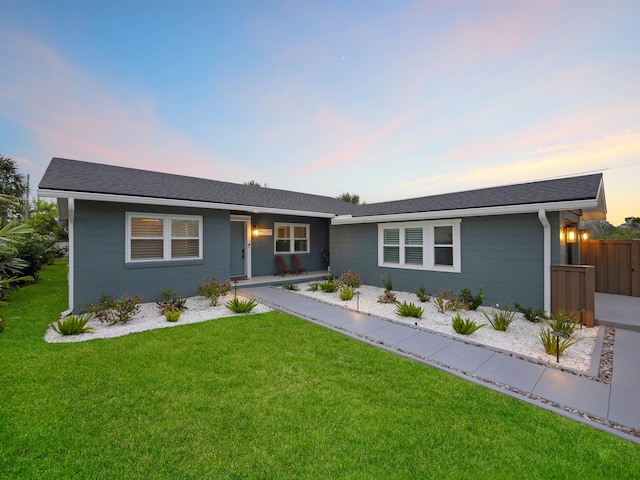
[{"x1": 1, "y1": 0, "x2": 638, "y2": 226}]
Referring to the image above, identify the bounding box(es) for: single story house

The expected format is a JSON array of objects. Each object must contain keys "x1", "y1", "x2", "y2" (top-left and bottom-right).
[{"x1": 38, "y1": 157, "x2": 606, "y2": 314}]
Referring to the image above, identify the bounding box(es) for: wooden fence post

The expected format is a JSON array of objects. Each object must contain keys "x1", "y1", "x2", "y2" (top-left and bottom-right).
[{"x1": 551, "y1": 265, "x2": 595, "y2": 327}]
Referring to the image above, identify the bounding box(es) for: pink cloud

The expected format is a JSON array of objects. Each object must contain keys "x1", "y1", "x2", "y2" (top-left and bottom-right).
[{"x1": 0, "y1": 31, "x2": 242, "y2": 187}]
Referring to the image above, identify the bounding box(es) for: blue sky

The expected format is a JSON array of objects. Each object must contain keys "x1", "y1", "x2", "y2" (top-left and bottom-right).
[{"x1": 1, "y1": 0, "x2": 638, "y2": 225}]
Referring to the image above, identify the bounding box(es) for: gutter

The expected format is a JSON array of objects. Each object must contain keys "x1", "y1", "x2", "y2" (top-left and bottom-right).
[
  {"x1": 60, "y1": 198, "x2": 74, "y2": 317},
  {"x1": 537, "y1": 209, "x2": 551, "y2": 314}
]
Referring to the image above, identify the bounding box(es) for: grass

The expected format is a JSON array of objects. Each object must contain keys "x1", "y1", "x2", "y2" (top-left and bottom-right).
[{"x1": 1, "y1": 260, "x2": 639, "y2": 478}]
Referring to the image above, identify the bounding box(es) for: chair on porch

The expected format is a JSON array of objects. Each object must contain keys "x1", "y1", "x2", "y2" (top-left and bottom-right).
[
  {"x1": 291, "y1": 254, "x2": 308, "y2": 275},
  {"x1": 275, "y1": 255, "x2": 291, "y2": 276}
]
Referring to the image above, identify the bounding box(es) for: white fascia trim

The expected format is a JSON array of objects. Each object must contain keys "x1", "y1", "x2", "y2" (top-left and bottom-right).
[
  {"x1": 37, "y1": 189, "x2": 336, "y2": 219},
  {"x1": 332, "y1": 199, "x2": 602, "y2": 225}
]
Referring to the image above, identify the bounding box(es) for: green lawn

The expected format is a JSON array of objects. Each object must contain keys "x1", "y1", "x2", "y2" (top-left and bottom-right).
[{"x1": 1, "y1": 260, "x2": 639, "y2": 479}]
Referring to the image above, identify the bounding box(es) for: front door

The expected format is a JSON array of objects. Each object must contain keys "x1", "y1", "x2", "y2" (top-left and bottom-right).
[{"x1": 230, "y1": 221, "x2": 246, "y2": 278}]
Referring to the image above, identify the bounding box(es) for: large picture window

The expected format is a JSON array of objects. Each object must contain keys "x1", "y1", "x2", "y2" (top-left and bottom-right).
[
  {"x1": 274, "y1": 222, "x2": 310, "y2": 254},
  {"x1": 378, "y1": 220, "x2": 461, "y2": 272},
  {"x1": 127, "y1": 213, "x2": 202, "y2": 262}
]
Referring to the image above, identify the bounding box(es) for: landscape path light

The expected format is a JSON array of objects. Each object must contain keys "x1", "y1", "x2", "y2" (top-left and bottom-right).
[{"x1": 551, "y1": 330, "x2": 569, "y2": 363}]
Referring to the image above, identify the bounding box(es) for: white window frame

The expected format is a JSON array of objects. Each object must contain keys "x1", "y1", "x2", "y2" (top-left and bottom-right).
[
  {"x1": 274, "y1": 222, "x2": 310, "y2": 254},
  {"x1": 377, "y1": 219, "x2": 461, "y2": 273},
  {"x1": 126, "y1": 212, "x2": 203, "y2": 263}
]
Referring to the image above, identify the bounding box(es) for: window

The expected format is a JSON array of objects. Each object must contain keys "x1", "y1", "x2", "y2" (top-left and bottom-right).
[
  {"x1": 127, "y1": 213, "x2": 202, "y2": 262},
  {"x1": 274, "y1": 222, "x2": 309, "y2": 254},
  {"x1": 378, "y1": 220, "x2": 461, "y2": 272}
]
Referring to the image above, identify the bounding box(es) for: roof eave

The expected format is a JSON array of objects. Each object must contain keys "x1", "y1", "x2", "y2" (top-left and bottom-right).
[
  {"x1": 37, "y1": 189, "x2": 337, "y2": 219},
  {"x1": 331, "y1": 198, "x2": 605, "y2": 225}
]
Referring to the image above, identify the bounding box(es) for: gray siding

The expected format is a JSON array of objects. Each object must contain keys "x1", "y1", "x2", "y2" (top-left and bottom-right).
[
  {"x1": 249, "y1": 214, "x2": 330, "y2": 276},
  {"x1": 73, "y1": 200, "x2": 230, "y2": 310},
  {"x1": 331, "y1": 213, "x2": 556, "y2": 310}
]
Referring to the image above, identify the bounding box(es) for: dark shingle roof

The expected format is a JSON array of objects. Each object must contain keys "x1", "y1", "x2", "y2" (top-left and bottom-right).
[
  {"x1": 39, "y1": 158, "x2": 603, "y2": 218},
  {"x1": 352, "y1": 174, "x2": 603, "y2": 217},
  {"x1": 38, "y1": 158, "x2": 358, "y2": 215}
]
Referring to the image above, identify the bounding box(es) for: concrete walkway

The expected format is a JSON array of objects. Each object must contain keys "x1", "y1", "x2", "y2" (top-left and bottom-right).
[{"x1": 243, "y1": 286, "x2": 640, "y2": 443}]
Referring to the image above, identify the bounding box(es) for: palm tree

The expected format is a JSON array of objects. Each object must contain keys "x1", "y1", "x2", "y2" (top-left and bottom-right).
[{"x1": 0, "y1": 154, "x2": 27, "y2": 225}]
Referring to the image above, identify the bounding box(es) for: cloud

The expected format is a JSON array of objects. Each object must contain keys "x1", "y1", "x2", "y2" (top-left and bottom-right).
[{"x1": 454, "y1": 128, "x2": 640, "y2": 186}]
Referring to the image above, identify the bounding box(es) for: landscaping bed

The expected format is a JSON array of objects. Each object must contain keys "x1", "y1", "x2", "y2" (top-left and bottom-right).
[
  {"x1": 45, "y1": 293, "x2": 272, "y2": 343},
  {"x1": 290, "y1": 282, "x2": 598, "y2": 373}
]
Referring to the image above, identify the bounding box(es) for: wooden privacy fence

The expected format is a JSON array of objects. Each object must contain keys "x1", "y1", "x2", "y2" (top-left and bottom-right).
[
  {"x1": 580, "y1": 240, "x2": 640, "y2": 297},
  {"x1": 551, "y1": 265, "x2": 595, "y2": 327}
]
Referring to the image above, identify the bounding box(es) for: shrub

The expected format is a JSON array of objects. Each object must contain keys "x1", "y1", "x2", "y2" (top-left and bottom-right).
[
  {"x1": 539, "y1": 327, "x2": 580, "y2": 356},
  {"x1": 282, "y1": 282, "x2": 300, "y2": 291},
  {"x1": 514, "y1": 302, "x2": 548, "y2": 323},
  {"x1": 340, "y1": 287, "x2": 354, "y2": 300},
  {"x1": 546, "y1": 311, "x2": 577, "y2": 336},
  {"x1": 483, "y1": 305, "x2": 516, "y2": 331},
  {"x1": 338, "y1": 270, "x2": 362, "y2": 289},
  {"x1": 378, "y1": 290, "x2": 397, "y2": 304},
  {"x1": 395, "y1": 301, "x2": 423, "y2": 318},
  {"x1": 307, "y1": 283, "x2": 320, "y2": 292},
  {"x1": 14, "y1": 232, "x2": 61, "y2": 280},
  {"x1": 435, "y1": 289, "x2": 469, "y2": 312},
  {"x1": 88, "y1": 294, "x2": 142, "y2": 325},
  {"x1": 319, "y1": 279, "x2": 338, "y2": 293},
  {"x1": 50, "y1": 314, "x2": 95, "y2": 335},
  {"x1": 160, "y1": 288, "x2": 178, "y2": 301},
  {"x1": 414, "y1": 284, "x2": 431, "y2": 302},
  {"x1": 198, "y1": 277, "x2": 231, "y2": 305},
  {"x1": 381, "y1": 274, "x2": 394, "y2": 291},
  {"x1": 447, "y1": 297, "x2": 471, "y2": 311},
  {"x1": 451, "y1": 313, "x2": 485, "y2": 335},
  {"x1": 164, "y1": 308, "x2": 181, "y2": 322},
  {"x1": 460, "y1": 286, "x2": 484, "y2": 310},
  {"x1": 225, "y1": 297, "x2": 258, "y2": 313},
  {"x1": 156, "y1": 296, "x2": 188, "y2": 316}
]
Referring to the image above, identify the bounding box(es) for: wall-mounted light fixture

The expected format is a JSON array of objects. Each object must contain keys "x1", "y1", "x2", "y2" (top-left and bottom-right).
[
  {"x1": 252, "y1": 225, "x2": 260, "y2": 237},
  {"x1": 580, "y1": 229, "x2": 589, "y2": 241},
  {"x1": 566, "y1": 227, "x2": 577, "y2": 243}
]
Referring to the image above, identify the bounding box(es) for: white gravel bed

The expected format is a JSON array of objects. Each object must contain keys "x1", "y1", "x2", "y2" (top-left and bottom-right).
[
  {"x1": 44, "y1": 294, "x2": 272, "y2": 343},
  {"x1": 292, "y1": 283, "x2": 598, "y2": 373}
]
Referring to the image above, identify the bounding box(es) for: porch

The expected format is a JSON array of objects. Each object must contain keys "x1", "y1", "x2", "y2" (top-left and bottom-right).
[{"x1": 233, "y1": 269, "x2": 330, "y2": 288}]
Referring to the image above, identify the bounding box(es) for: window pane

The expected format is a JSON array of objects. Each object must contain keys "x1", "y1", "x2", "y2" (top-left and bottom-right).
[
  {"x1": 276, "y1": 226, "x2": 290, "y2": 239},
  {"x1": 276, "y1": 240, "x2": 291, "y2": 252},
  {"x1": 435, "y1": 246, "x2": 453, "y2": 266},
  {"x1": 172, "y1": 219, "x2": 198, "y2": 238},
  {"x1": 405, "y1": 227, "x2": 423, "y2": 245},
  {"x1": 405, "y1": 246, "x2": 423, "y2": 265},
  {"x1": 293, "y1": 226, "x2": 307, "y2": 239},
  {"x1": 384, "y1": 246, "x2": 400, "y2": 263},
  {"x1": 294, "y1": 239, "x2": 308, "y2": 252},
  {"x1": 384, "y1": 228, "x2": 400, "y2": 245},
  {"x1": 131, "y1": 239, "x2": 163, "y2": 259},
  {"x1": 434, "y1": 226, "x2": 453, "y2": 245},
  {"x1": 171, "y1": 239, "x2": 199, "y2": 258},
  {"x1": 131, "y1": 217, "x2": 163, "y2": 237}
]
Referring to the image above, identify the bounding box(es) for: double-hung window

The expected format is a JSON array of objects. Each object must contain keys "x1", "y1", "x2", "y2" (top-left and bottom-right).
[
  {"x1": 274, "y1": 223, "x2": 310, "y2": 254},
  {"x1": 127, "y1": 213, "x2": 202, "y2": 263},
  {"x1": 378, "y1": 219, "x2": 461, "y2": 272}
]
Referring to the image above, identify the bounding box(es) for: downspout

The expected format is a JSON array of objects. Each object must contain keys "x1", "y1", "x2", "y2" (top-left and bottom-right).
[
  {"x1": 60, "y1": 198, "x2": 74, "y2": 318},
  {"x1": 537, "y1": 209, "x2": 551, "y2": 314}
]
